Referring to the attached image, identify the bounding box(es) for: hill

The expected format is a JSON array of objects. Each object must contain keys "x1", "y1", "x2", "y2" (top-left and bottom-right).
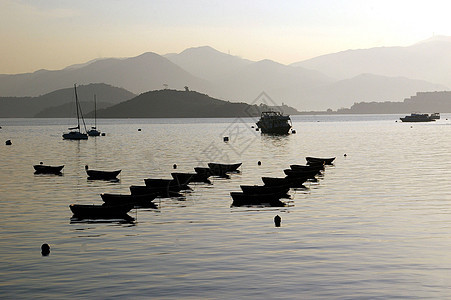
[
  {"x1": 0, "y1": 83, "x2": 135, "y2": 118},
  {"x1": 0, "y1": 53, "x2": 212, "y2": 97},
  {"x1": 92, "y1": 89, "x2": 300, "y2": 118},
  {"x1": 292, "y1": 36, "x2": 451, "y2": 87}
]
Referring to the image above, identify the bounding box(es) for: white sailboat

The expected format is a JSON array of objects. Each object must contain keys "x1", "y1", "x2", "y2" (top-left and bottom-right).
[
  {"x1": 63, "y1": 84, "x2": 88, "y2": 140},
  {"x1": 87, "y1": 94, "x2": 101, "y2": 136}
]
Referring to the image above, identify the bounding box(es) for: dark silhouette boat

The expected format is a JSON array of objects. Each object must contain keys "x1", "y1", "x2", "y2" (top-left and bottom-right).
[
  {"x1": 306, "y1": 157, "x2": 335, "y2": 165},
  {"x1": 207, "y1": 162, "x2": 242, "y2": 175},
  {"x1": 129, "y1": 185, "x2": 183, "y2": 198},
  {"x1": 240, "y1": 185, "x2": 290, "y2": 198},
  {"x1": 262, "y1": 176, "x2": 307, "y2": 188},
  {"x1": 194, "y1": 167, "x2": 213, "y2": 176},
  {"x1": 171, "y1": 172, "x2": 194, "y2": 185},
  {"x1": 69, "y1": 203, "x2": 133, "y2": 219},
  {"x1": 33, "y1": 163, "x2": 64, "y2": 174},
  {"x1": 63, "y1": 84, "x2": 88, "y2": 140},
  {"x1": 284, "y1": 168, "x2": 318, "y2": 179},
  {"x1": 290, "y1": 164, "x2": 324, "y2": 172},
  {"x1": 400, "y1": 113, "x2": 436, "y2": 122},
  {"x1": 87, "y1": 95, "x2": 101, "y2": 136},
  {"x1": 101, "y1": 193, "x2": 157, "y2": 208},
  {"x1": 144, "y1": 178, "x2": 190, "y2": 192},
  {"x1": 256, "y1": 111, "x2": 292, "y2": 134},
  {"x1": 230, "y1": 192, "x2": 286, "y2": 207},
  {"x1": 172, "y1": 172, "x2": 210, "y2": 183},
  {"x1": 85, "y1": 165, "x2": 121, "y2": 180}
]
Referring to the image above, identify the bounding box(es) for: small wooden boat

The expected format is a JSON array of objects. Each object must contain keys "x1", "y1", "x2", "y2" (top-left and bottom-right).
[
  {"x1": 101, "y1": 193, "x2": 157, "y2": 208},
  {"x1": 230, "y1": 192, "x2": 286, "y2": 207},
  {"x1": 262, "y1": 176, "x2": 307, "y2": 188},
  {"x1": 194, "y1": 167, "x2": 213, "y2": 177},
  {"x1": 33, "y1": 163, "x2": 64, "y2": 174},
  {"x1": 171, "y1": 172, "x2": 194, "y2": 185},
  {"x1": 240, "y1": 185, "x2": 290, "y2": 198},
  {"x1": 306, "y1": 157, "x2": 335, "y2": 165},
  {"x1": 69, "y1": 203, "x2": 133, "y2": 219},
  {"x1": 290, "y1": 164, "x2": 324, "y2": 172},
  {"x1": 85, "y1": 165, "x2": 121, "y2": 180},
  {"x1": 284, "y1": 168, "x2": 318, "y2": 179},
  {"x1": 207, "y1": 162, "x2": 242, "y2": 175},
  {"x1": 144, "y1": 178, "x2": 189, "y2": 191},
  {"x1": 129, "y1": 185, "x2": 183, "y2": 198}
]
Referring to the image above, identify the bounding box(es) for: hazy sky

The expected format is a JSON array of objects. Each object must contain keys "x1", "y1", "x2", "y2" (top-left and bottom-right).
[{"x1": 1, "y1": 0, "x2": 450, "y2": 74}]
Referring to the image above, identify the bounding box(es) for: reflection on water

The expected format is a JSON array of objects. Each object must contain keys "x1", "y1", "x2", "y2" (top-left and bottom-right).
[{"x1": 2, "y1": 116, "x2": 451, "y2": 299}]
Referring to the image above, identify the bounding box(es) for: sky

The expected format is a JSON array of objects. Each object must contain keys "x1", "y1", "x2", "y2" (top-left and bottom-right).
[{"x1": 1, "y1": 0, "x2": 451, "y2": 74}]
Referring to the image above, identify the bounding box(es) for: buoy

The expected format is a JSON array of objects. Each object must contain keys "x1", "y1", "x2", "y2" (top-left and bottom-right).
[
  {"x1": 41, "y1": 243, "x2": 50, "y2": 256},
  {"x1": 274, "y1": 215, "x2": 281, "y2": 227},
  {"x1": 138, "y1": 128, "x2": 141, "y2": 131},
  {"x1": 395, "y1": 120, "x2": 397, "y2": 122},
  {"x1": 257, "y1": 161, "x2": 261, "y2": 166},
  {"x1": 223, "y1": 136, "x2": 229, "y2": 142},
  {"x1": 291, "y1": 129, "x2": 296, "y2": 134},
  {"x1": 101, "y1": 133, "x2": 106, "y2": 136},
  {"x1": 173, "y1": 164, "x2": 177, "y2": 169},
  {"x1": 5, "y1": 140, "x2": 11, "y2": 145},
  {"x1": 40, "y1": 162, "x2": 43, "y2": 165},
  {"x1": 251, "y1": 126, "x2": 254, "y2": 128},
  {"x1": 344, "y1": 154, "x2": 347, "y2": 157}
]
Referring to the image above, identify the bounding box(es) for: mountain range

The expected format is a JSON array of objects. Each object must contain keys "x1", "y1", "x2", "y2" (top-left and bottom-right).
[
  {"x1": 1, "y1": 36, "x2": 450, "y2": 111},
  {"x1": 0, "y1": 83, "x2": 135, "y2": 118}
]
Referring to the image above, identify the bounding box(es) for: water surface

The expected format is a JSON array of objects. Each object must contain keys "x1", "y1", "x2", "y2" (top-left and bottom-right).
[{"x1": 1, "y1": 115, "x2": 451, "y2": 299}]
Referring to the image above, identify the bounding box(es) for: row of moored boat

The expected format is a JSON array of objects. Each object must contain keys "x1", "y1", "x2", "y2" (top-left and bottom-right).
[{"x1": 230, "y1": 156, "x2": 335, "y2": 207}]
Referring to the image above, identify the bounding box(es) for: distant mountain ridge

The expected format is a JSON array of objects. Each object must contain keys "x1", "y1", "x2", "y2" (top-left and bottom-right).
[
  {"x1": 0, "y1": 83, "x2": 135, "y2": 118},
  {"x1": 293, "y1": 35, "x2": 451, "y2": 87},
  {"x1": 1, "y1": 37, "x2": 450, "y2": 111},
  {"x1": 91, "y1": 89, "x2": 300, "y2": 118}
]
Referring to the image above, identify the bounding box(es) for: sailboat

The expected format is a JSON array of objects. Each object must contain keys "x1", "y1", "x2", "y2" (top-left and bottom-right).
[
  {"x1": 63, "y1": 84, "x2": 88, "y2": 140},
  {"x1": 87, "y1": 94, "x2": 101, "y2": 136}
]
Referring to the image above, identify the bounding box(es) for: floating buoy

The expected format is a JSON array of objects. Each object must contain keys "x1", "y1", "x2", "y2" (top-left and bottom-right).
[
  {"x1": 395, "y1": 120, "x2": 397, "y2": 122},
  {"x1": 173, "y1": 164, "x2": 177, "y2": 169},
  {"x1": 5, "y1": 140, "x2": 11, "y2": 145},
  {"x1": 257, "y1": 161, "x2": 261, "y2": 166},
  {"x1": 344, "y1": 154, "x2": 347, "y2": 157},
  {"x1": 223, "y1": 136, "x2": 229, "y2": 142},
  {"x1": 251, "y1": 126, "x2": 254, "y2": 128},
  {"x1": 291, "y1": 129, "x2": 296, "y2": 134},
  {"x1": 41, "y1": 243, "x2": 50, "y2": 256},
  {"x1": 138, "y1": 128, "x2": 141, "y2": 131},
  {"x1": 274, "y1": 215, "x2": 281, "y2": 227},
  {"x1": 101, "y1": 133, "x2": 106, "y2": 136}
]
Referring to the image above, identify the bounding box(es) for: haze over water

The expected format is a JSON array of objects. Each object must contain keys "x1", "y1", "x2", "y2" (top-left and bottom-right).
[{"x1": 1, "y1": 115, "x2": 451, "y2": 298}]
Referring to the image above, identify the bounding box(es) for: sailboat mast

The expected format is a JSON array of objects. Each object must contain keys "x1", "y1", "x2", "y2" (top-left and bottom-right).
[
  {"x1": 74, "y1": 84, "x2": 80, "y2": 131},
  {"x1": 94, "y1": 94, "x2": 97, "y2": 128}
]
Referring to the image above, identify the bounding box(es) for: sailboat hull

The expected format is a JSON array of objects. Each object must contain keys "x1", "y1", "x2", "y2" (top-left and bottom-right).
[
  {"x1": 63, "y1": 131, "x2": 88, "y2": 140},
  {"x1": 87, "y1": 129, "x2": 100, "y2": 136}
]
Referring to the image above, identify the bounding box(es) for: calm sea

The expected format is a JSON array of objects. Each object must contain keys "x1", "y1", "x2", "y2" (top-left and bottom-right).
[{"x1": 1, "y1": 114, "x2": 451, "y2": 299}]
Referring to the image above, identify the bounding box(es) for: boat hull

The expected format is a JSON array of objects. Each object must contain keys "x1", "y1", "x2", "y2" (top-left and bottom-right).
[
  {"x1": 207, "y1": 163, "x2": 242, "y2": 175},
  {"x1": 33, "y1": 165, "x2": 64, "y2": 174},
  {"x1": 129, "y1": 185, "x2": 183, "y2": 198},
  {"x1": 101, "y1": 193, "x2": 157, "y2": 208},
  {"x1": 63, "y1": 132, "x2": 88, "y2": 140},
  {"x1": 230, "y1": 192, "x2": 285, "y2": 207},
  {"x1": 86, "y1": 169, "x2": 121, "y2": 180},
  {"x1": 306, "y1": 157, "x2": 335, "y2": 165},
  {"x1": 69, "y1": 204, "x2": 133, "y2": 219}
]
